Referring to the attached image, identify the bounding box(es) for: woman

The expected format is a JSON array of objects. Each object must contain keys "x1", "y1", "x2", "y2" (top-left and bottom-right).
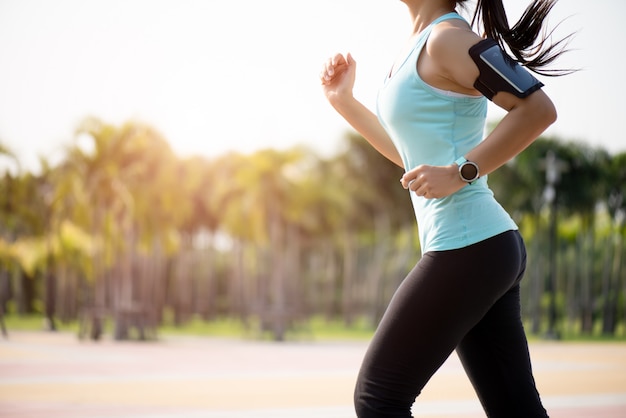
[{"x1": 320, "y1": 1, "x2": 571, "y2": 417}]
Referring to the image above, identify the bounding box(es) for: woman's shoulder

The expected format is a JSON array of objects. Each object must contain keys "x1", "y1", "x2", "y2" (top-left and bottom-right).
[
  {"x1": 428, "y1": 18, "x2": 480, "y2": 56},
  {"x1": 424, "y1": 17, "x2": 484, "y2": 93}
]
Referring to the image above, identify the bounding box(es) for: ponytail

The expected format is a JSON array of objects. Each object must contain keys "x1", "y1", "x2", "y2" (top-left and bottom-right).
[{"x1": 459, "y1": 0, "x2": 575, "y2": 75}]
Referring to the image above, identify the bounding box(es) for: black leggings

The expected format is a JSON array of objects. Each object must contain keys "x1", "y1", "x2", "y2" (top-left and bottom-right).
[{"x1": 354, "y1": 230, "x2": 549, "y2": 418}]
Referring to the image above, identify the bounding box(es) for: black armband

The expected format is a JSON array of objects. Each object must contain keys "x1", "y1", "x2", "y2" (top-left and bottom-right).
[{"x1": 469, "y1": 38, "x2": 544, "y2": 100}]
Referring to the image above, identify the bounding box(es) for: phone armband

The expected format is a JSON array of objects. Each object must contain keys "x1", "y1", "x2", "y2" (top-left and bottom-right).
[{"x1": 469, "y1": 38, "x2": 544, "y2": 100}]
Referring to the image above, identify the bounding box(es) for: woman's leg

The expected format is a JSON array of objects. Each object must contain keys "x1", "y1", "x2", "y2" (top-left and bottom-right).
[
  {"x1": 456, "y1": 284, "x2": 549, "y2": 418},
  {"x1": 456, "y1": 234, "x2": 548, "y2": 417},
  {"x1": 354, "y1": 231, "x2": 528, "y2": 418}
]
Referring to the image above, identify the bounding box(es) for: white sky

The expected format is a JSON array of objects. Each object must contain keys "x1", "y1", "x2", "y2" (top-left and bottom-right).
[{"x1": 0, "y1": 0, "x2": 624, "y2": 173}]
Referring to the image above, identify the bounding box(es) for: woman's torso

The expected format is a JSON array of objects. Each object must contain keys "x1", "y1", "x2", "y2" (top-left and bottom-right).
[{"x1": 376, "y1": 12, "x2": 517, "y2": 254}]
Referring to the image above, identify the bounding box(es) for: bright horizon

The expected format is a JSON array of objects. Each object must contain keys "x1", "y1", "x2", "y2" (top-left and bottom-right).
[{"x1": 0, "y1": 0, "x2": 624, "y2": 174}]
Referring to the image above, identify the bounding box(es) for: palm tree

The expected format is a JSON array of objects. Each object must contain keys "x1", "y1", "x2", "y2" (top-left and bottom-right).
[
  {"x1": 61, "y1": 118, "x2": 181, "y2": 339},
  {"x1": 236, "y1": 147, "x2": 307, "y2": 341},
  {"x1": 0, "y1": 164, "x2": 49, "y2": 318}
]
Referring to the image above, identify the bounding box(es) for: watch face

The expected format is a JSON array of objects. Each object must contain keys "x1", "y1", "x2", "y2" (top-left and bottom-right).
[{"x1": 461, "y1": 162, "x2": 479, "y2": 181}]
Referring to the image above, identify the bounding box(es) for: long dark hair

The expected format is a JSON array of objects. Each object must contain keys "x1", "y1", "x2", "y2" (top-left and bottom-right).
[{"x1": 458, "y1": 0, "x2": 575, "y2": 75}]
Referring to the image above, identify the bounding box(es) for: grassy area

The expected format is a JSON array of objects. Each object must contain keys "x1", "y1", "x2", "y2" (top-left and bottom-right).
[
  {"x1": 2, "y1": 314, "x2": 79, "y2": 333},
  {"x1": 4, "y1": 313, "x2": 625, "y2": 342},
  {"x1": 159, "y1": 315, "x2": 376, "y2": 342},
  {"x1": 2, "y1": 314, "x2": 376, "y2": 341}
]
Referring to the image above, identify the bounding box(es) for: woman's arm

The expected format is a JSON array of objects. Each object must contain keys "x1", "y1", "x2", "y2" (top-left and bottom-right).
[
  {"x1": 467, "y1": 89, "x2": 556, "y2": 176},
  {"x1": 400, "y1": 22, "x2": 556, "y2": 197},
  {"x1": 321, "y1": 53, "x2": 404, "y2": 168}
]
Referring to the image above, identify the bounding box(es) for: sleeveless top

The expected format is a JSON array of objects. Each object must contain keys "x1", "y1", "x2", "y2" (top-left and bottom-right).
[{"x1": 376, "y1": 12, "x2": 517, "y2": 254}]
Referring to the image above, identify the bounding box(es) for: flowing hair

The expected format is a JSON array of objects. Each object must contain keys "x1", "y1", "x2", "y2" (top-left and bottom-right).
[{"x1": 457, "y1": 0, "x2": 575, "y2": 75}]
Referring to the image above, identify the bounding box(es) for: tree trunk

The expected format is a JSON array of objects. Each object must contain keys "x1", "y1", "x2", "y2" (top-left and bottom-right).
[
  {"x1": 600, "y1": 235, "x2": 615, "y2": 335},
  {"x1": 269, "y1": 210, "x2": 286, "y2": 342},
  {"x1": 198, "y1": 232, "x2": 217, "y2": 320},
  {"x1": 528, "y1": 216, "x2": 544, "y2": 335},
  {"x1": 341, "y1": 229, "x2": 357, "y2": 326},
  {"x1": 604, "y1": 222, "x2": 624, "y2": 335},
  {"x1": 579, "y1": 230, "x2": 594, "y2": 334},
  {"x1": 564, "y1": 245, "x2": 578, "y2": 335},
  {"x1": 368, "y1": 213, "x2": 391, "y2": 326},
  {"x1": 230, "y1": 239, "x2": 247, "y2": 324},
  {"x1": 0, "y1": 269, "x2": 9, "y2": 318}
]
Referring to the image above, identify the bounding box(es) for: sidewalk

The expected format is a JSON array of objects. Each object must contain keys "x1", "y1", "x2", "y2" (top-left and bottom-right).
[{"x1": 1, "y1": 331, "x2": 625, "y2": 417}]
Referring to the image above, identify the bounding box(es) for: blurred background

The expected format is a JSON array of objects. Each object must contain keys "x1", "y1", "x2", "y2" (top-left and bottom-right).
[{"x1": 0, "y1": 0, "x2": 624, "y2": 343}]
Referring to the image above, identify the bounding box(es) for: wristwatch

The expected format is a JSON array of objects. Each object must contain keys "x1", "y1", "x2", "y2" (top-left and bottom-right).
[{"x1": 454, "y1": 156, "x2": 480, "y2": 184}]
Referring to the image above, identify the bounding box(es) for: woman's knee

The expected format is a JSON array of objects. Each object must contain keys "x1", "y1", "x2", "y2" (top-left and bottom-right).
[{"x1": 353, "y1": 378, "x2": 414, "y2": 418}]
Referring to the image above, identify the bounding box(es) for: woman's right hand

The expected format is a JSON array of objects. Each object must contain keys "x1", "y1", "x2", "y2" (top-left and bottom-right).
[
  {"x1": 318, "y1": 52, "x2": 404, "y2": 167},
  {"x1": 320, "y1": 53, "x2": 357, "y2": 104}
]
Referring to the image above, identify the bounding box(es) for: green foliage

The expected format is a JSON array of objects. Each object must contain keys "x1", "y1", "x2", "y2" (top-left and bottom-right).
[{"x1": 1, "y1": 119, "x2": 625, "y2": 341}]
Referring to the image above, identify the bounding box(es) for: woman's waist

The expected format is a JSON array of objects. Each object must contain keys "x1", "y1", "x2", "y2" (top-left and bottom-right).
[
  {"x1": 414, "y1": 196, "x2": 518, "y2": 253},
  {"x1": 411, "y1": 186, "x2": 513, "y2": 227}
]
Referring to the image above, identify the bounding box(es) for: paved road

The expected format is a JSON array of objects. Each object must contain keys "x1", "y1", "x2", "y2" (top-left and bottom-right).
[{"x1": 1, "y1": 331, "x2": 625, "y2": 417}]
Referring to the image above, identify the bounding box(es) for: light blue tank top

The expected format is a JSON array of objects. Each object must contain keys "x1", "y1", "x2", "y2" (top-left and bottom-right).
[{"x1": 376, "y1": 12, "x2": 517, "y2": 253}]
